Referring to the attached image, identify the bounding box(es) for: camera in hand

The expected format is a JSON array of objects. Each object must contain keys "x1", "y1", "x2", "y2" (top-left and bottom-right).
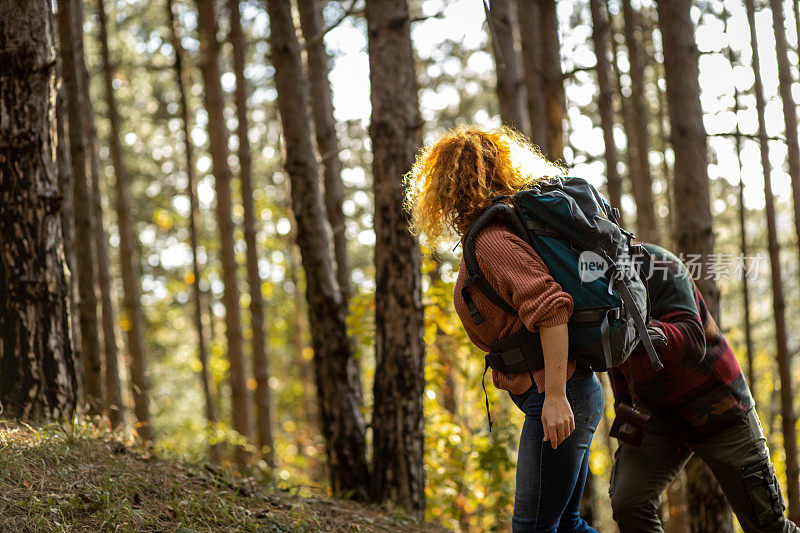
[{"x1": 609, "y1": 402, "x2": 650, "y2": 446}]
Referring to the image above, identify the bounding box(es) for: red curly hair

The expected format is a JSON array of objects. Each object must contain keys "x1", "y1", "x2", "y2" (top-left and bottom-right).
[{"x1": 404, "y1": 124, "x2": 564, "y2": 248}]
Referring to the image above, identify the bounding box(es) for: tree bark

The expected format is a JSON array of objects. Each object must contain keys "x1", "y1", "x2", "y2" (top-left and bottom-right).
[
  {"x1": 77, "y1": 0, "x2": 125, "y2": 427},
  {"x1": 56, "y1": 85, "x2": 82, "y2": 368},
  {"x1": 748, "y1": 0, "x2": 800, "y2": 522},
  {"x1": 166, "y1": 0, "x2": 218, "y2": 459},
  {"x1": 515, "y1": 0, "x2": 547, "y2": 150},
  {"x1": 654, "y1": 65, "x2": 675, "y2": 248},
  {"x1": 665, "y1": 471, "x2": 691, "y2": 533},
  {"x1": 57, "y1": 0, "x2": 104, "y2": 417},
  {"x1": 266, "y1": 0, "x2": 370, "y2": 499},
  {"x1": 297, "y1": 0, "x2": 351, "y2": 301},
  {"x1": 0, "y1": 0, "x2": 79, "y2": 420},
  {"x1": 428, "y1": 256, "x2": 457, "y2": 415},
  {"x1": 228, "y1": 0, "x2": 274, "y2": 466},
  {"x1": 96, "y1": 0, "x2": 152, "y2": 442},
  {"x1": 486, "y1": 0, "x2": 531, "y2": 137},
  {"x1": 537, "y1": 0, "x2": 564, "y2": 160},
  {"x1": 621, "y1": 0, "x2": 658, "y2": 243},
  {"x1": 770, "y1": 0, "x2": 800, "y2": 346},
  {"x1": 610, "y1": 16, "x2": 640, "y2": 229},
  {"x1": 725, "y1": 21, "x2": 756, "y2": 400},
  {"x1": 194, "y1": 0, "x2": 250, "y2": 461},
  {"x1": 365, "y1": 0, "x2": 426, "y2": 516},
  {"x1": 589, "y1": 0, "x2": 623, "y2": 213},
  {"x1": 656, "y1": 1, "x2": 730, "y2": 531}
]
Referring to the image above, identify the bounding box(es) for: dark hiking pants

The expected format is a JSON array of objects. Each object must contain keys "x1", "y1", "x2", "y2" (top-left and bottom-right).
[{"x1": 609, "y1": 408, "x2": 798, "y2": 533}]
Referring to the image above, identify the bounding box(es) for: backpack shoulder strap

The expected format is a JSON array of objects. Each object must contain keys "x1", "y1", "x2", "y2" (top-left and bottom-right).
[{"x1": 461, "y1": 202, "x2": 526, "y2": 325}]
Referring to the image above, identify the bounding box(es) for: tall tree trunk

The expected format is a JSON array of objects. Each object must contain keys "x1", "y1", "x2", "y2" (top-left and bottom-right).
[
  {"x1": 485, "y1": 0, "x2": 531, "y2": 137},
  {"x1": 228, "y1": 0, "x2": 274, "y2": 466},
  {"x1": 0, "y1": 0, "x2": 79, "y2": 420},
  {"x1": 166, "y1": 0, "x2": 218, "y2": 459},
  {"x1": 771, "y1": 0, "x2": 800, "y2": 329},
  {"x1": 296, "y1": 0, "x2": 351, "y2": 301},
  {"x1": 725, "y1": 24, "x2": 756, "y2": 399},
  {"x1": 621, "y1": 0, "x2": 658, "y2": 243},
  {"x1": 610, "y1": 16, "x2": 640, "y2": 227},
  {"x1": 56, "y1": 86, "x2": 82, "y2": 365},
  {"x1": 365, "y1": 0, "x2": 426, "y2": 516},
  {"x1": 579, "y1": 470, "x2": 597, "y2": 527},
  {"x1": 96, "y1": 0, "x2": 152, "y2": 442},
  {"x1": 194, "y1": 0, "x2": 250, "y2": 461},
  {"x1": 266, "y1": 0, "x2": 370, "y2": 499},
  {"x1": 57, "y1": 0, "x2": 104, "y2": 417},
  {"x1": 538, "y1": 0, "x2": 564, "y2": 160},
  {"x1": 748, "y1": 0, "x2": 800, "y2": 522},
  {"x1": 665, "y1": 472, "x2": 691, "y2": 533},
  {"x1": 654, "y1": 66, "x2": 675, "y2": 247},
  {"x1": 642, "y1": 8, "x2": 673, "y2": 239},
  {"x1": 287, "y1": 223, "x2": 318, "y2": 437},
  {"x1": 428, "y1": 256, "x2": 457, "y2": 415},
  {"x1": 656, "y1": 1, "x2": 731, "y2": 531},
  {"x1": 515, "y1": 0, "x2": 547, "y2": 150},
  {"x1": 78, "y1": 3, "x2": 125, "y2": 427},
  {"x1": 589, "y1": 0, "x2": 623, "y2": 213}
]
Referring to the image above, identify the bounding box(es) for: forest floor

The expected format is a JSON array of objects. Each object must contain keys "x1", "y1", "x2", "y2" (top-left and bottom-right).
[{"x1": 0, "y1": 421, "x2": 449, "y2": 532}]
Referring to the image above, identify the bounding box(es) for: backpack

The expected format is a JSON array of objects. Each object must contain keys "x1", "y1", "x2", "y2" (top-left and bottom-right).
[{"x1": 462, "y1": 177, "x2": 665, "y2": 427}]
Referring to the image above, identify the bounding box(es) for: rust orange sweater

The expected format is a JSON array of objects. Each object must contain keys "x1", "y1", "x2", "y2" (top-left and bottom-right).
[{"x1": 453, "y1": 222, "x2": 576, "y2": 394}]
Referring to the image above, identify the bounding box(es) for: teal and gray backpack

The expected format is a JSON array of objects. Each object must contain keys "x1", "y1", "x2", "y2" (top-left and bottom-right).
[{"x1": 462, "y1": 177, "x2": 665, "y2": 427}]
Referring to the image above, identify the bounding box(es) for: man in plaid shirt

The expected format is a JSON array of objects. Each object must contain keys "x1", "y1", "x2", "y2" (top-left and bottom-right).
[{"x1": 609, "y1": 243, "x2": 797, "y2": 532}]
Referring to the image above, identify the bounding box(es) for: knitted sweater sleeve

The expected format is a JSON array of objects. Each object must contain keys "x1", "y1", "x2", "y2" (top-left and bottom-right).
[{"x1": 474, "y1": 225, "x2": 573, "y2": 330}]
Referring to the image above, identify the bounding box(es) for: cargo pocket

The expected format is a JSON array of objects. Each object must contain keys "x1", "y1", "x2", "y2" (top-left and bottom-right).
[{"x1": 742, "y1": 456, "x2": 785, "y2": 528}]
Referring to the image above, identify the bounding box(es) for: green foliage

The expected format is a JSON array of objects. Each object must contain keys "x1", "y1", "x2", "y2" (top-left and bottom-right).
[{"x1": 422, "y1": 269, "x2": 519, "y2": 531}]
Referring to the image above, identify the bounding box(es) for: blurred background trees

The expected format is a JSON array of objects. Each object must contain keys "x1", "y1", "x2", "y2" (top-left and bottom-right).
[{"x1": 2, "y1": 0, "x2": 800, "y2": 531}]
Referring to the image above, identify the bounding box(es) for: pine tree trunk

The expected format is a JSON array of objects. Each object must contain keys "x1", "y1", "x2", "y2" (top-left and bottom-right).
[
  {"x1": 296, "y1": 0, "x2": 351, "y2": 301},
  {"x1": 57, "y1": 0, "x2": 104, "y2": 417},
  {"x1": 194, "y1": 0, "x2": 250, "y2": 461},
  {"x1": 579, "y1": 470, "x2": 597, "y2": 526},
  {"x1": 365, "y1": 0, "x2": 426, "y2": 516},
  {"x1": 610, "y1": 16, "x2": 640, "y2": 228},
  {"x1": 0, "y1": 0, "x2": 79, "y2": 420},
  {"x1": 56, "y1": 86, "x2": 82, "y2": 363},
  {"x1": 770, "y1": 0, "x2": 800, "y2": 336},
  {"x1": 656, "y1": 1, "x2": 730, "y2": 531},
  {"x1": 266, "y1": 0, "x2": 369, "y2": 499},
  {"x1": 96, "y1": 0, "x2": 152, "y2": 442},
  {"x1": 748, "y1": 0, "x2": 800, "y2": 522},
  {"x1": 654, "y1": 68, "x2": 675, "y2": 247},
  {"x1": 589, "y1": 0, "x2": 623, "y2": 213},
  {"x1": 77, "y1": 1, "x2": 125, "y2": 427},
  {"x1": 726, "y1": 31, "x2": 756, "y2": 398},
  {"x1": 621, "y1": 0, "x2": 658, "y2": 243},
  {"x1": 515, "y1": 0, "x2": 547, "y2": 151},
  {"x1": 429, "y1": 256, "x2": 457, "y2": 415},
  {"x1": 228, "y1": 0, "x2": 274, "y2": 466},
  {"x1": 642, "y1": 10, "x2": 673, "y2": 239},
  {"x1": 665, "y1": 471, "x2": 691, "y2": 533},
  {"x1": 166, "y1": 0, "x2": 218, "y2": 460},
  {"x1": 538, "y1": 0, "x2": 564, "y2": 160},
  {"x1": 286, "y1": 228, "x2": 318, "y2": 437},
  {"x1": 486, "y1": 0, "x2": 531, "y2": 137}
]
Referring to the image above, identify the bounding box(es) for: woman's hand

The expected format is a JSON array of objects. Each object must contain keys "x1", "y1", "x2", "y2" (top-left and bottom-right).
[{"x1": 542, "y1": 393, "x2": 575, "y2": 449}]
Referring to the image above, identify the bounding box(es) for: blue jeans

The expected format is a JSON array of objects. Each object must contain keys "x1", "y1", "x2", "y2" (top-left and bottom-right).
[{"x1": 509, "y1": 371, "x2": 604, "y2": 532}]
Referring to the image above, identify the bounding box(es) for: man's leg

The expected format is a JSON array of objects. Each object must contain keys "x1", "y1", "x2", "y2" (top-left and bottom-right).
[
  {"x1": 610, "y1": 414, "x2": 692, "y2": 533},
  {"x1": 692, "y1": 409, "x2": 799, "y2": 533}
]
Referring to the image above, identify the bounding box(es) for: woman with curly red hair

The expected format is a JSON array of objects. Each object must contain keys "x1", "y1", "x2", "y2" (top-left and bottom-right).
[{"x1": 405, "y1": 125, "x2": 602, "y2": 532}]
